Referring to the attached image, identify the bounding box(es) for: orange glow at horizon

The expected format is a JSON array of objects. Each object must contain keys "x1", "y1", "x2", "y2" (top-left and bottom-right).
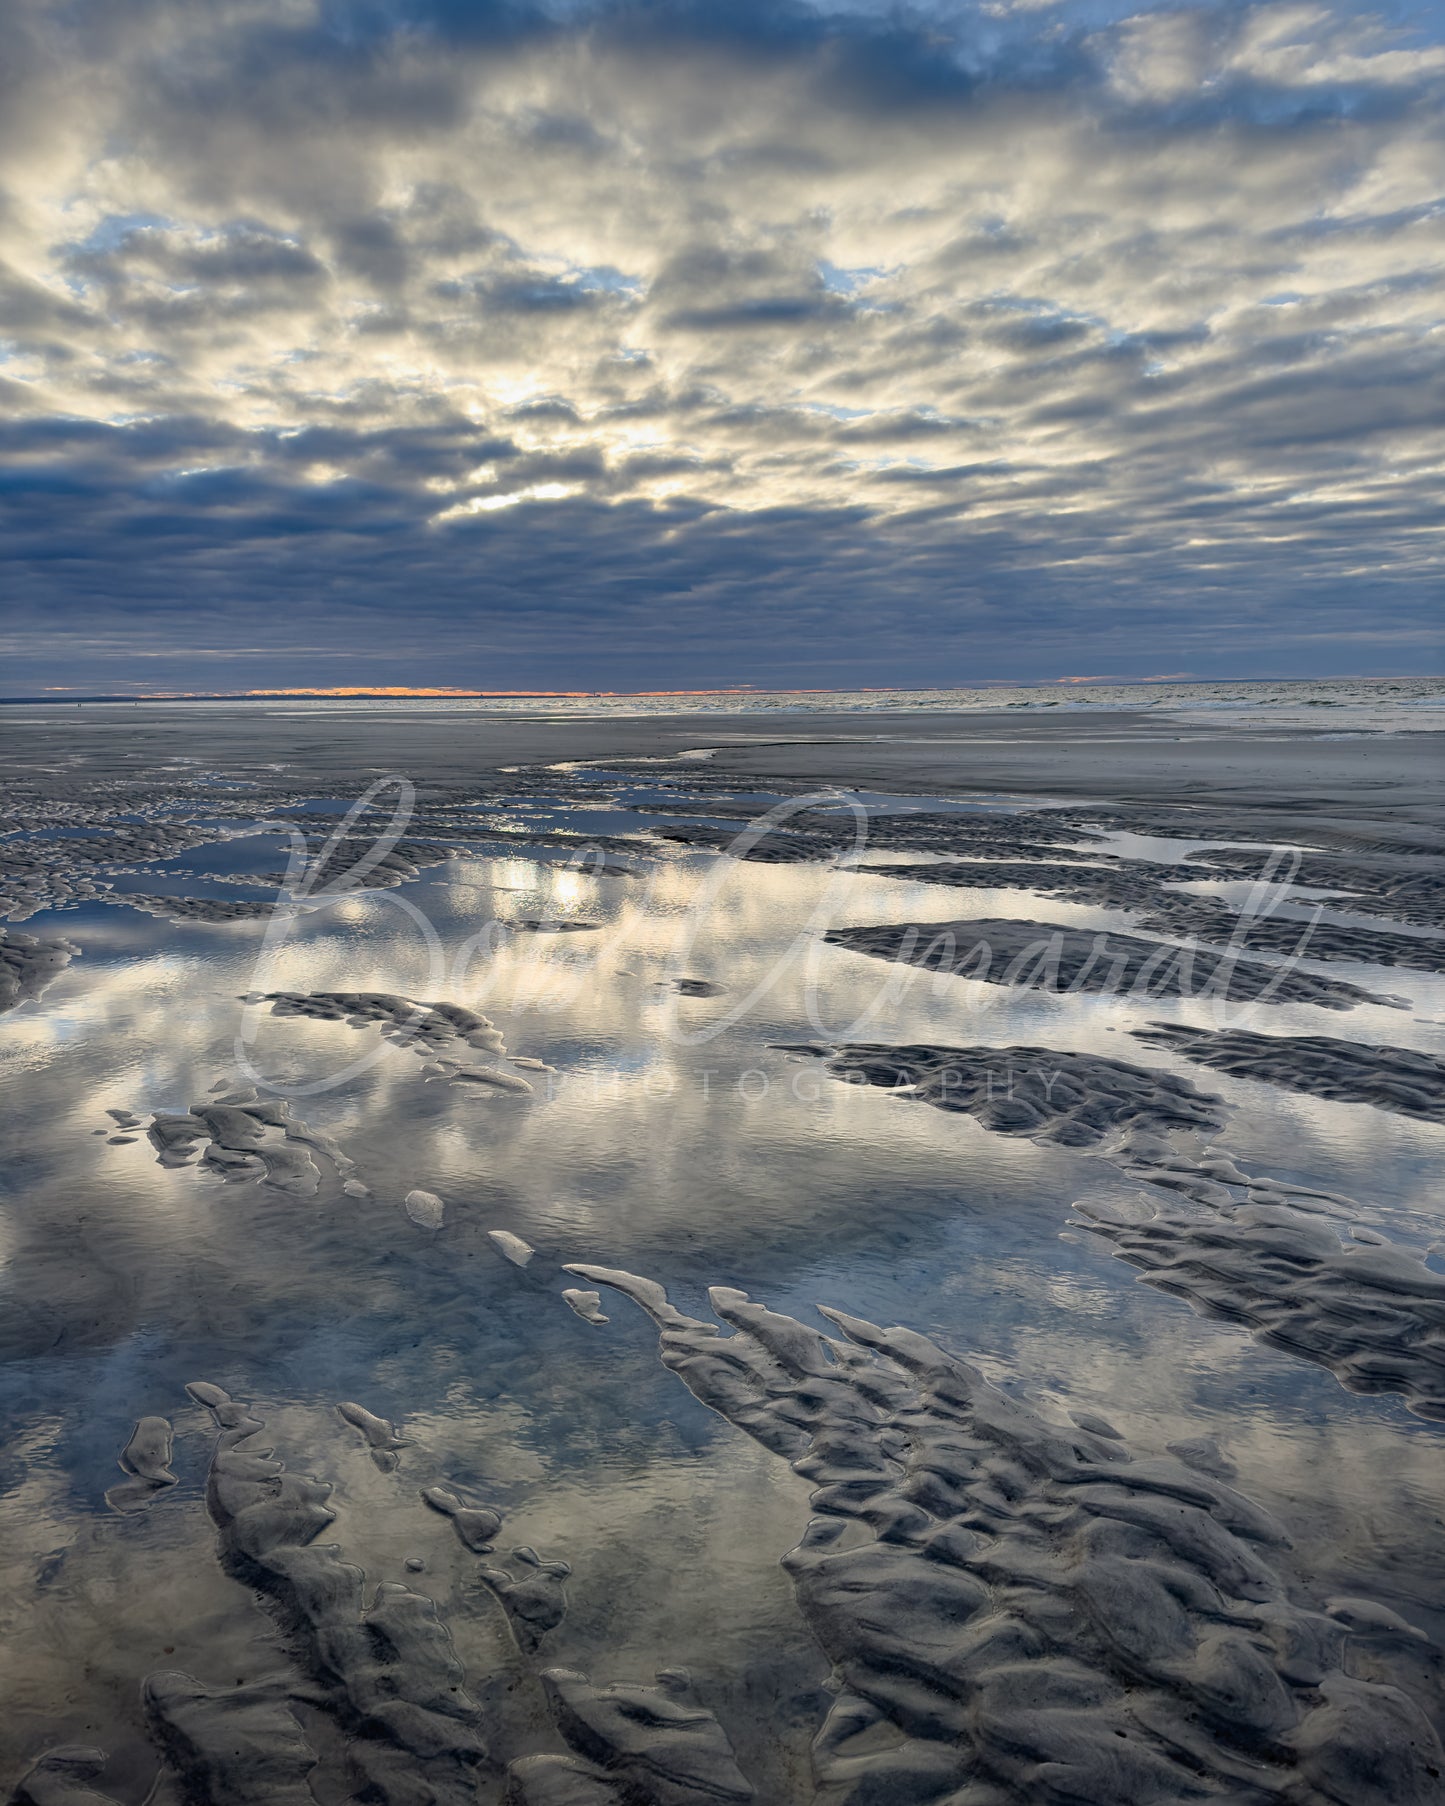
[
  {"x1": 233, "y1": 684, "x2": 777, "y2": 698},
  {"x1": 77, "y1": 683, "x2": 834, "y2": 700}
]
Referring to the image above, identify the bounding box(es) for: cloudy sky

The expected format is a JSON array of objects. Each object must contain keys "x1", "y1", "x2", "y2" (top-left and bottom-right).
[{"x1": 2, "y1": 0, "x2": 1443, "y2": 694}]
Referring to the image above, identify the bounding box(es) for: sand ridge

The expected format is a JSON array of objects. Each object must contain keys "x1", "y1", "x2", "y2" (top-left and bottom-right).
[
  {"x1": 0, "y1": 926, "x2": 77, "y2": 1013},
  {"x1": 824, "y1": 916, "x2": 1405, "y2": 1009},
  {"x1": 1133, "y1": 1026, "x2": 1445, "y2": 1123},
  {"x1": 570, "y1": 1267, "x2": 1445, "y2": 1806}
]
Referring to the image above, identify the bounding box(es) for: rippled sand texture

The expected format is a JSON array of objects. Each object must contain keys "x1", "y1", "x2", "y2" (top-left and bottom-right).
[
  {"x1": 0, "y1": 926, "x2": 77, "y2": 1011},
  {"x1": 571, "y1": 1267, "x2": 1445, "y2": 1804},
  {"x1": 0, "y1": 700, "x2": 1442, "y2": 1802}
]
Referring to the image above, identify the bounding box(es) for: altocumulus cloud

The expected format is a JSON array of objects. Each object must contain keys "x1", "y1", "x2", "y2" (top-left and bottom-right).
[{"x1": 1, "y1": 0, "x2": 1442, "y2": 690}]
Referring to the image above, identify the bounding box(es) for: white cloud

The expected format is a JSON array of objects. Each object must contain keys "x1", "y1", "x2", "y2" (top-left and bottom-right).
[
  {"x1": 432, "y1": 480, "x2": 583, "y2": 520},
  {"x1": 0, "y1": 0, "x2": 1440, "y2": 682}
]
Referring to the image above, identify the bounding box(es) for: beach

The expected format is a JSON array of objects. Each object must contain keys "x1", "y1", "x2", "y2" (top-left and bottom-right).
[{"x1": 1, "y1": 691, "x2": 1442, "y2": 1804}]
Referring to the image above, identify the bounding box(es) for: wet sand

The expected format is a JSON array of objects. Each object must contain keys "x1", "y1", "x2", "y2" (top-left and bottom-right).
[{"x1": 1, "y1": 701, "x2": 1442, "y2": 1804}]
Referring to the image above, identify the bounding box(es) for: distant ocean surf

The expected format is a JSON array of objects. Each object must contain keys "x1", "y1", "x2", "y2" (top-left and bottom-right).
[{"x1": 110, "y1": 675, "x2": 1445, "y2": 732}]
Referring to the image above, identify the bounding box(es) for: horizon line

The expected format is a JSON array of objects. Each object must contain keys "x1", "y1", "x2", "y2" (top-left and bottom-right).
[{"x1": 4, "y1": 673, "x2": 1432, "y2": 705}]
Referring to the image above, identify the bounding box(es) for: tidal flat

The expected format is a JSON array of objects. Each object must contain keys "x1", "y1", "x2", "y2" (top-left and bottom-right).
[{"x1": 1, "y1": 699, "x2": 1443, "y2": 1804}]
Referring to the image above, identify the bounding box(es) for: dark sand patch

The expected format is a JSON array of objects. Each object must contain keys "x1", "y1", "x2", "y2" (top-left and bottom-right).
[
  {"x1": 1035, "y1": 809, "x2": 1442, "y2": 860},
  {"x1": 1, "y1": 820, "x2": 236, "y2": 918},
  {"x1": 562, "y1": 1287, "x2": 609, "y2": 1326},
  {"x1": 1076, "y1": 1202, "x2": 1445, "y2": 1424},
  {"x1": 337, "y1": 1400, "x2": 408, "y2": 1472},
  {"x1": 421, "y1": 1484, "x2": 503, "y2": 1554},
  {"x1": 144, "y1": 1668, "x2": 320, "y2": 1806},
  {"x1": 784, "y1": 1039, "x2": 1445, "y2": 1426},
  {"x1": 1134, "y1": 1025, "x2": 1445, "y2": 1123},
  {"x1": 653, "y1": 820, "x2": 837, "y2": 862},
  {"x1": 275, "y1": 833, "x2": 452, "y2": 896},
  {"x1": 1187, "y1": 850, "x2": 1445, "y2": 929},
  {"x1": 784, "y1": 1042, "x2": 1225, "y2": 1147},
  {"x1": 672, "y1": 977, "x2": 726, "y2": 997},
  {"x1": 1139, "y1": 896, "x2": 1445, "y2": 975},
  {"x1": 104, "y1": 1415, "x2": 177, "y2": 1514},
  {"x1": 514, "y1": 1668, "x2": 752, "y2": 1804},
  {"x1": 0, "y1": 927, "x2": 77, "y2": 1013},
  {"x1": 653, "y1": 807, "x2": 1102, "y2": 865},
  {"x1": 260, "y1": 991, "x2": 546, "y2": 1097},
  {"x1": 8, "y1": 1748, "x2": 129, "y2": 1806},
  {"x1": 824, "y1": 917, "x2": 1402, "y2": 1009},
  {"x1": 787, "y1": 1033, "x2": 1364, "y2": 1215},
  {"x1": 848, "y1": 862, "x2": 1445, "y2": 972},
  {"x1": 116, "y1": 891, "x2": 301, "y2": 924},
  {"x1": 140, "y1": 1090, "x2": 354, "y2": 1193},
  {"x1": 472, "y1": 1546, "x2": 571, "y2": 1656},
  {"x1": 264, "y1": 990, "x2": 505, "y2": 1054},
  {"x1": 858, "y1": 857, "x2": 1170, "y2": 907}
]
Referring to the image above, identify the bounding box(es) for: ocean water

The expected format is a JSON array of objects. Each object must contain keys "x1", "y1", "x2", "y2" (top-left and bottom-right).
[
  {"x1": 1, "y1": 736, "x2": 1443, "y2": 1802},
  {"x1": 9, "y1": 673, "x2": 1441, "y2": 731}
]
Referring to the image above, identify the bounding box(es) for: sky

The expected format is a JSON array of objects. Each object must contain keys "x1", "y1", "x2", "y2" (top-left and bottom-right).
[{"x1": 1, "y1": 0, "x2": 1443, "y2": 695}]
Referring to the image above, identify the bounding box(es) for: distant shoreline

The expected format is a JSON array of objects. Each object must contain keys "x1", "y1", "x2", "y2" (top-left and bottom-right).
[{"x1": 0, "y1": 676, "x2": 1435, "y2": 707}]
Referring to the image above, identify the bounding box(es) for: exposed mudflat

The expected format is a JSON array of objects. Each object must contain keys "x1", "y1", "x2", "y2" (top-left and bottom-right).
[
  {"x1": 1134, "y1": 1025, "x2": 1445, "y2": 1122},
  {"x1": 1187, "y1": 849, "x2": 1445, "y2": 929},
  {"x1": 824, "y1": 916, "x2": 1402, "y2": 1009},
  {"x1": 848, "y1": 861, "x2": 1445, "y2": 972},
  {"x1": 0, "y1": 926, "x2": 76, "y2": 1012},
  {"x1": 1077, "y1": 1201, "x2": 1445, "y2": 1423},
  {"x1": 654, "y1": 807, "x2": 1100, "y2": 864},
  {"x1": 0, "y1": 701, "x2": 1441, "y2": 1802},
  {"x1": 264, "y1": 990, "x2": 507, "y2": 1053},
  {"x1": 857, "y1": 856, "x2": 1175, "y2": 908},
  {"x1": 119, "y1": 891, "x2": 298, "y2": 924},
  {"x1": 787, "y1": 1041, "x2": 1226, "y2": 1146},
  {"x1": 1138, "y1": 896, "x2": 1445, "y2": 974},
  {"x1": 572, "y1": 1267, "x2": 1445, "y2": 1805}
]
